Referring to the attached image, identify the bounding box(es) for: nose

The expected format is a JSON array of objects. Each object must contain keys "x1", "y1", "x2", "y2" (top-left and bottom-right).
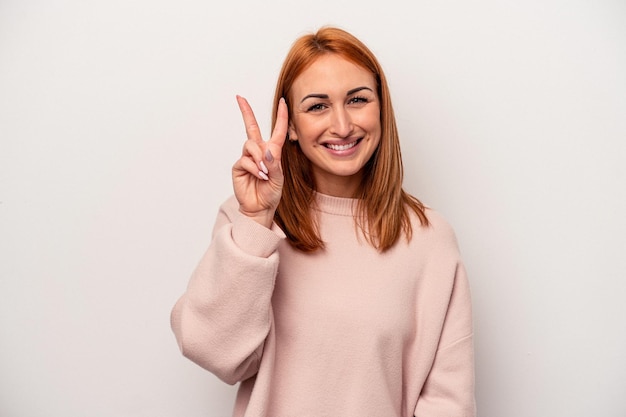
[{"x1": 329, "y1": 107, "x2": 353, "y2": 137}]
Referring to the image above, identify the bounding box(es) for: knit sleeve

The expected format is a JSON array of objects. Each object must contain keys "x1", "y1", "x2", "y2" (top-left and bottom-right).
[
  {"x1": 414, "y1": 261, "x2": 476, "y2": 417},
  {"x1": 170, "y1": 197, "x2": 283, "y2": 385}
]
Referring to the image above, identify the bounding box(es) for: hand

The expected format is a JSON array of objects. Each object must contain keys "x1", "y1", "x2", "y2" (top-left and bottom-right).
[{"x1": 232, "y1": 95, "x2": 288, "y2": 228}]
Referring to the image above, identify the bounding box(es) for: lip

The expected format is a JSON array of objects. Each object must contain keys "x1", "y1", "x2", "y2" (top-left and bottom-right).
[{"x1": 322, "y1": 138, "x2": 362, "y2": 155}]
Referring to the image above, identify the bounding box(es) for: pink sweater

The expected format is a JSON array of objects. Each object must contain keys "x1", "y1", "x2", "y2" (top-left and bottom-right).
[{"x1": 171, "y1": 193, "x2": 475, "y2": 417}]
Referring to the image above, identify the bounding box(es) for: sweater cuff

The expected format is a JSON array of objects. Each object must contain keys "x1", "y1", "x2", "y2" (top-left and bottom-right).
[{"x1": 231, "y1": 212, "x2": 283, "y2": 258}]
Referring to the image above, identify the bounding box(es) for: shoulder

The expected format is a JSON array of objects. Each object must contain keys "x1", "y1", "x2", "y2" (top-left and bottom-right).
[
  {"x1": 424, "y1": 207, "x2": 456, "y2": 237},
  {"x1": 409, "y1": 205, "x2": 460, "y2": 254}
]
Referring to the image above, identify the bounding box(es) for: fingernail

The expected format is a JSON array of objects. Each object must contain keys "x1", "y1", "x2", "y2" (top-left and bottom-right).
[
  {"x1": 259, "y1": 171, "x2": 269, "y2": 181},
  {"x1": 260, "y1": 161, "x2": 268, "y2": 175},
  {"x1": 265, "y1": 149, "x2": 274, "y2": 163}
]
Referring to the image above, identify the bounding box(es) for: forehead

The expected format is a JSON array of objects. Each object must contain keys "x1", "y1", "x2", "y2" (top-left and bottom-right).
[{"x1": 291, "y1": 54, "x2": 376, "y2": 94}]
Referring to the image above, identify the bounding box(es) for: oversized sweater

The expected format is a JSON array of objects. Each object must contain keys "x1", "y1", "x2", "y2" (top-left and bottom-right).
[{"x1": 171, "y1": 193, "x2": 475, "y2": 417}]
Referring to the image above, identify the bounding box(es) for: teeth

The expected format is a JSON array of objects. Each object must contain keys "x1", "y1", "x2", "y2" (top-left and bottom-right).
[{"x1": 326, "y1": 141, "x2": 357, "y2": 151}]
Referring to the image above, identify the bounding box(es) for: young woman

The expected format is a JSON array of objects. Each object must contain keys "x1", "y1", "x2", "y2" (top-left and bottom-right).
[{"x1": 171, "y1": 26, "x2": 475, "y2": 417}]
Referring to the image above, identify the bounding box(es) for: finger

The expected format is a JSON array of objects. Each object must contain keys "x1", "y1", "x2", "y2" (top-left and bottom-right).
[
  {"x1": 236, "y1": 95, "x2": 263, "y2": 143},
  {"x1": 234, "y1": 155, "x2": 269, "y2": 181},
  {"x1": 241, "y1": 138, "x2": 263, "y2": 161},
  {"x1": 266, "y1": 98, "x2": 289, "y2": 161},
  {"x1": 241, "y1": 138, "x2": 268, "y2": 176},
  {"x1": 269, "y1": 98, "x2": 289, "y2": 147}
]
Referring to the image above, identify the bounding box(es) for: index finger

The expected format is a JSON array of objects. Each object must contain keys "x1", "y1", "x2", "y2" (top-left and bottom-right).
[{"x1": 236, "y1": 95, "x2": 263, "y2": 143}]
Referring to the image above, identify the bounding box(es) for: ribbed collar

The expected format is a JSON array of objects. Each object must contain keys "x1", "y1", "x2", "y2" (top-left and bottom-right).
[{"x1": 312, "y1": 192, "x2": 359, "y2": 217}]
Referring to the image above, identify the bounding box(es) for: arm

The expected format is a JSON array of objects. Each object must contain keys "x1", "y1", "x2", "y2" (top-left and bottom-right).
[
  {"x1": 170, "y1": 199, "x2": 283, "y2": 384},
  {"x1": 171, "y1": 96, "x2": 289, "y2": 384},
  {"x1": 415, "y1": 262, "x2": 476, "y2": 417}
]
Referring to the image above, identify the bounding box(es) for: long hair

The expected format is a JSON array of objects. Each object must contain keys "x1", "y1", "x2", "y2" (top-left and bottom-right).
[{"x1": 271, "y1": 26, "x2": 429, "y2": 252}]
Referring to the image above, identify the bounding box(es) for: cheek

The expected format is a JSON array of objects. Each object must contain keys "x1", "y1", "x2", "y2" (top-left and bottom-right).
[
  {"x1": 293, "y1": 117, "x2": 325, "y2": 140},
  {"x1": 362, "y1": 117, "x2": 382, "y2": 140},
  {"x1": 357, "y1": 106, "x2": 382, "y2": 131}
]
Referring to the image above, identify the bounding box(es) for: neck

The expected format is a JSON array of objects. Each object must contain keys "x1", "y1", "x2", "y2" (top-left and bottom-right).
[{"x1": 313, "y1": 173, "x2": 363, "y2": 198}]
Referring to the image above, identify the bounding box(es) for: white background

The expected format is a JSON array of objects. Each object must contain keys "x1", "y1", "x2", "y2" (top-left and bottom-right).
[{"x1": 1, "y1": 0, "x2": 625, "y2": 416}]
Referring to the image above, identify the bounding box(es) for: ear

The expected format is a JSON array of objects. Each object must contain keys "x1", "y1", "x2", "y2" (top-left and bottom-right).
[{"x1": 287, "y1": 119, "x2": 298, "y2": 141}]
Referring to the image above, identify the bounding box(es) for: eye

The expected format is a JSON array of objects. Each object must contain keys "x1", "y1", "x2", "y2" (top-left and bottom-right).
[
  {"x1": 306, "y1": 103, "x2": 327, "y2": 112},
  {"x1": 348, "y1": 96, "x2": 369, "y2": 105}
]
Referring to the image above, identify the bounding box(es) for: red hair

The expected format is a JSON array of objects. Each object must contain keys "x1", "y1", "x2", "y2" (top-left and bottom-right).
[{"x1": 271, "y1": 27, "x2": 429, "y2": 252}]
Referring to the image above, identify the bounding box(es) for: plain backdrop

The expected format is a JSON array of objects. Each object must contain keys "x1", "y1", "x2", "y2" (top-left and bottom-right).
[{"x1": 1, "y1": 0, "x2": 625, "y2": 416}]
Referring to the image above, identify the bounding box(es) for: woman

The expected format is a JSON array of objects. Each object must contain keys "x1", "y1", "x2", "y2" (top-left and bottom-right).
[{"x1": 171, "y1": 26, "x2": 475, "y2": 417}]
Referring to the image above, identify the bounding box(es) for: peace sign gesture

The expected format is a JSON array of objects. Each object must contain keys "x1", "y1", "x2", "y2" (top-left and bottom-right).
[{"x1": 232, "y1": 95, "x2": 289, "y2": 228}]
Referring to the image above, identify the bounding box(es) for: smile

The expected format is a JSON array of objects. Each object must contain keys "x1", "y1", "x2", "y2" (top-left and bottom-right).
[{"x1": 325, "y1": 140, "x2": 360, "y2": 151}]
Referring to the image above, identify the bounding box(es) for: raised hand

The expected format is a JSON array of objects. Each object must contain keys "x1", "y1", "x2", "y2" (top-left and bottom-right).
[{"x1": 232, "y1": 95, "x2": 288, "y2": 228}]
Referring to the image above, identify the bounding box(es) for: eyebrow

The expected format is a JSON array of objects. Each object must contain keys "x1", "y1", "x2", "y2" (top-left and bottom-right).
[{"x1": 300, "y1": 86, "x2": 374, "y2": 103}]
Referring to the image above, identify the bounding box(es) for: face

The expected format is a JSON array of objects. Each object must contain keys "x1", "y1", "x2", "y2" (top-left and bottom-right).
[{"x1": 288, "y1": 54, "x2": 381, "y2": 197}]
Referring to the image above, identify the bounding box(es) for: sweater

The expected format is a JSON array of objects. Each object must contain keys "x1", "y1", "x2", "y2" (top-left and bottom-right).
[{"x1": 171, "y1": 193, "x2": 475, "y2": 417}]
